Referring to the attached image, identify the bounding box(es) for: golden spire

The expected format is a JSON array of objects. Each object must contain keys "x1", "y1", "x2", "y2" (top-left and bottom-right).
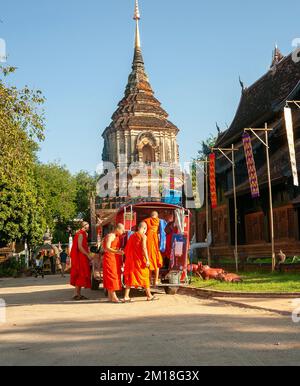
[
  {"x1": 133, "y1": 0, "x2": 141, "y2": 20},
  {"x1": 133, "y1": 0, "x2": 141, "y2": 48}
]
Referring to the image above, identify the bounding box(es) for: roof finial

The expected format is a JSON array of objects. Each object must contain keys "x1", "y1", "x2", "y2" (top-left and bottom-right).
[
  {"x1": 133, "y1": 0, "x2": 141, "y2": 21},
  {"x1": 271, "y1": 43, "x2": 284, "y2": 68},
  {"x1": 133, "y1": 0, "x2": 141, "y2": 49},
  {"x1": 132, "y1": 0, "x2": 144, "y2": 67},
  {"x1": 239, "y1": 75, "x2": 245, "y2": 93}
]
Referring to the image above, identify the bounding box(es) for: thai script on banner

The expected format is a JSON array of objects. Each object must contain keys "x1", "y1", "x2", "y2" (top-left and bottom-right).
[
  {"x1": 209, "y1": 153, "x2": 217, "y2": 209},
  {"x1": 284, "y1": 107, "x2": 299, "y2": 187},
  {"x1": 242, "y1": 132, "x2": 260, "y2": 198}
]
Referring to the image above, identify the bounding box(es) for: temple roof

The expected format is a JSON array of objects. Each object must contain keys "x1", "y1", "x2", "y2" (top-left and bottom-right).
[
  {"x1": 103, "y1": 0, "x2": 179, "y2": 137},
  {"x1": 271, "y1": 45, "x2": 284, "y2": 68},
  {"x1": 216, "y1": 50, "x2": 300, "y2": 147}
]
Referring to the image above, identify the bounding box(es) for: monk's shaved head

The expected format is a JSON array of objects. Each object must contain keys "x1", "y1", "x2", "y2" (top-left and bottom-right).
[
  {"x1": 115, "y1": 223, "x2": 125, "y2": 235},
  {"x1": 138, "y1": 222, "x2": 147, "y2": 230},
  {"x1": 81, "y1": 221, "x2": 90, "y2": 231},
  {"x1": 151, "y1": 211, "x2": 159, "y2": 218},
  {"x1": 138, "y1": 222, "x2": 147, "y2": 234}
]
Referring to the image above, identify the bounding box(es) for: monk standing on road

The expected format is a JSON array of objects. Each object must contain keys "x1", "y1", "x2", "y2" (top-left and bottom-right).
[
  {"x1": 102, "y1": 224, "x2": 125, "y2": 303},
  {"x1": 123, "y1": 222, "x2": 158, "y2": 302},
  {"x1": 70, "y1": 221, "x2": 92, "y2": 301},
  {"x1": 144, "y1": 211, "x2": 163, "y2": 286}
]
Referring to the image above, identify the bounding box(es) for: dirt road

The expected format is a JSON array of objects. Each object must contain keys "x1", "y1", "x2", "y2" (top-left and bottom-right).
[{"x1": 0, "y1": 275, "x2": 300, "y2": 366}]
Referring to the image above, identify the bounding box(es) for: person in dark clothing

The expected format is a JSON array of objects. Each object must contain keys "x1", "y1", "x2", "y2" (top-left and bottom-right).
[
  {"x1": 60, "y1": 249, "x2": 68, "y2": 278},
  {"x1": 50, "y1": 253, "x2": 56, "y2": 275}
]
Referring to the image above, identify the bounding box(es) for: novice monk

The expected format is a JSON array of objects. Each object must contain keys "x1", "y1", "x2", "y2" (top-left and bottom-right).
[
  {"x1": 123, "y1": 222, "x2": 158, "y2": 302},
  {"x1": 102, "y1": 224, "x2": 125, "y2": 303},
  {"x1": 144, "y1": 211, "x2": 163, "y2": 286},
  {"x1": 70, "y1": 221, "x2": 92, "y2": 301}
]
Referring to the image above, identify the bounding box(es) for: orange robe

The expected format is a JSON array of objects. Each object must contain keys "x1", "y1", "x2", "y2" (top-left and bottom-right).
[
  {"x1": 70, "y1": 230, "x2": 91, "y2": 289},
  {"x1": 102, "y1": 234, "x2": 123, "y2": 291},
  {"x1": 144, "y1": 217, "x2": 163, "y2": 271},
  {"x1": 124, "y1": 232, "x2": 150, "y2": 289}
]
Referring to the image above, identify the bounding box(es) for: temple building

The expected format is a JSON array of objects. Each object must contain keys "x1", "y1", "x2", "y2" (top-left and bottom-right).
[
  {"x1": 92, "y1": 1, "x2": 181, "y2": 237},
  {"x1": 101, "y1": 0, "x2": 179, "y2": 168},
  {"x1": 196, "y1": 47, "x2": 300, "y2": 261}
]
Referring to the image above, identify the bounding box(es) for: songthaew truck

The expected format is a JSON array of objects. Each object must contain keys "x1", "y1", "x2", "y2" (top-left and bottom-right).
[{"x1": 92, "y1": 200, "x2": 191, "y2": 295}]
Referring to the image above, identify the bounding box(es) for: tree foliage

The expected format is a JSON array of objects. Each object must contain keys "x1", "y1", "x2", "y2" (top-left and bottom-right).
[
  {"x1": 0, "y1": 67, "x2": 101, "y2": 247},
  {"x1": 195, "y1": 134, "x2": 217, "y2": 161},
  {"x1": 35, "y1": 163, "x2": 77, "y2": 225},
  {"x1": 74, "y1": 171, "x2": 97, "y2": 221},
  {"x1": 0, "y1": 66, "x2": 46, "y2": 247},
  {"x1": 34, "y1": 162, "x2": 80, "y2": 244}
]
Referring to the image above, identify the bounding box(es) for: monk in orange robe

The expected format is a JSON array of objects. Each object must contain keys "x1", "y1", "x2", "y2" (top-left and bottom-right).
[
  {"x1": 144, "y1": 211, "x2": 163, "y2": 286},
  {"x1": 70, "y1": 221, "x2": 92, "y2": 301},
  {"x1": 102, "y1": 224, "x2": 125, "y2": 303},
  {"x1": 123, "y1": 222, "x2": 158, "y2": 302}
]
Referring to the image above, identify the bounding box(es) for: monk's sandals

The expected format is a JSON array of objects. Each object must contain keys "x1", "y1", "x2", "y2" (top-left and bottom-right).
[
  {"x1": 72, "y1": 295, "x2": 89, "y2": 301},
  {"x1": 122, "y1": 298, "x2": 134, "y2": 304},
  {"x1": 147, "y1": 296, "x2": 159, "y2": 302}
]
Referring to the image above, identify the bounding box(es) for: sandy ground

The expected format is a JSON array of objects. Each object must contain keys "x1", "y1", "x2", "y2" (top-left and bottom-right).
[
  {"x1": 214, "y1": 297, "x2": 298, "y2": 316},
  {"x1": 1, "y1": 275, "x2": 300, "y2": 366}
]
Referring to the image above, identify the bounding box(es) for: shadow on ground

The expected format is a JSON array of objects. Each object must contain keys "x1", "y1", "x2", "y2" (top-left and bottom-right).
[
  {"x1": 1, "y1": 312, "x2": 300, "y2": 366},
  {"x1": 1, "y1": 276, "x2": 300, "y2": 366}
]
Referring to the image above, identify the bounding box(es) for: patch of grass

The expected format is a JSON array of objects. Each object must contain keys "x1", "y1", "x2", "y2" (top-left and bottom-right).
[{"x1": 191, "y1": 272, "x2": 300, "y2": 293}]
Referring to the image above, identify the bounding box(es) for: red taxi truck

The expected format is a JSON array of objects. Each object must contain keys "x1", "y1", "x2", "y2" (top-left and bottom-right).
[{"x1": 92, "y1": 201, "x2": 191, "y2": 295}]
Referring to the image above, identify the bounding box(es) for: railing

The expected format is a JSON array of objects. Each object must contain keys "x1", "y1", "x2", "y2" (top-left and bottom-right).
[{"x1": 96, "y1": 196, "x2": 178, "y2": 211}]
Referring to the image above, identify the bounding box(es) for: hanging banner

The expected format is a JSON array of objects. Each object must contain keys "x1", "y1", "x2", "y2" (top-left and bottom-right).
[
  {"x1": 209, "y1": 153, "x2": 217, "y2": 209},
  {"x1": 284, "y1": 107, "x2": 299, "y2": 187},
  {"x1": 242, "y1": 132, "x2": 260, "y2": 198}
]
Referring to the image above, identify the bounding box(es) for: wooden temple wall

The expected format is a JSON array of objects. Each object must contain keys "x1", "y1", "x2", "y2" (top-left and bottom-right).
[{"x1": 193, "y1": 204, "x2": 300, "y2": 260}]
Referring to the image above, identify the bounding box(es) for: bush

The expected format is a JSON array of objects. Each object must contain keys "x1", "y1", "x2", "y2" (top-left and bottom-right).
[{"x1": 0, "y1": 256, "x2": 27, "y2": 277}]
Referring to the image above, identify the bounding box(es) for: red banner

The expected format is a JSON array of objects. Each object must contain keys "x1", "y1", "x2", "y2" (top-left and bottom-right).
[
  {"x1": 242, "y1": 132, "x2": 260, "y2": 198},
  {"x1": 209, "y1": 153, "x2": 217, "y2": 209}
]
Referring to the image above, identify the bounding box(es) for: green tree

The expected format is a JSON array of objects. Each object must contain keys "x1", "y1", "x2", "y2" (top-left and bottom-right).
[
  {"x1": 191, "y1": 134, "x2": 217, "y2": 208},
  {"x1": 0, "y1": 66, "x2": 46, "y2": 247},
  {"x1": 35, "y1": 163, "x2": 77, "y2": 243},
  {"x1": 74, "y1": 171, "x2": 97, "y2": 221},
  {"x1": 196, "y1": 134, "x2": 217, "y2": 161}
]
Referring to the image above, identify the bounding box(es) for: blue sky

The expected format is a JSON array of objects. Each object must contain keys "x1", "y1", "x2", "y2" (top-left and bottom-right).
[{"x1": 1, "y1": 0, "x2": 299, "y2": 174}]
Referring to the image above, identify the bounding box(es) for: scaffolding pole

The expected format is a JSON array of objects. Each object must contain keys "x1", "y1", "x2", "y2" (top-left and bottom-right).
[
  {"x1": 195, "y1": 158, "x2": 211, "y2": 266},
  {"x1": 244, "y1": 124, "x2": 275, "y2": 272},
  {"x1": 211, "y1": 145, "x2": 239, "y2": 273}
]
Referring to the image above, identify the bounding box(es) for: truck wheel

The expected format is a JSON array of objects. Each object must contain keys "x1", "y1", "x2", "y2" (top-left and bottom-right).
[
  {"x1": 164, "y1": 286, "x2": 179, "y2": 295},
  {"x1": 91, "y1": 276, "x2": 100, "y2": 291}
]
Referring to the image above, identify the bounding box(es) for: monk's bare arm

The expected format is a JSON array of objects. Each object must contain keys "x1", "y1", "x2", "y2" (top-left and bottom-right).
[
  {"x1": 105, "y1": 234, "x2": 123, "y2": 255},
  {"x1": 78, "y1": 234, "x2": 89, "y2": 258},
  {"x1": 142, "y1": 235, "x2": 150, "y2": 267}
]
